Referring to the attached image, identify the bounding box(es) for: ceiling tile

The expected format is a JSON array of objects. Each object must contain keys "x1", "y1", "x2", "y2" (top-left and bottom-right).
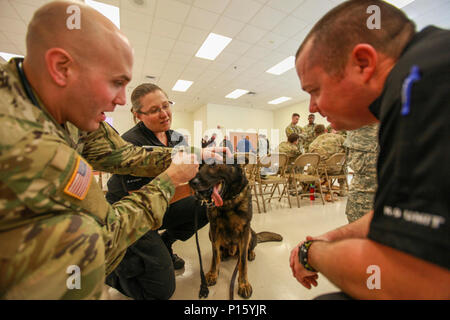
[
  {"x1": 147, "y1": 34, "x2": 176, "y2": 51},
  {"x1": 178, "y1": 25, "x2": 209, "y2": 45},
  {"x1": 0, "y1": 17, "x2": 27, "y2": 35},
  {"x1": 235, "y1": 25, "x2": 267, "y2": 44},
  {"x1": 223, "y1": 0, "x2": 263, "y2": 23},
  {"x1": 155, "y1": 0, "x2": 190, "y2": 24},
  {"x1": 256, "y1": 31, "x2": 289, "y2": 50},
  {"x1": 211, "y1": 16, "x2": 245, "y2": 38},
  {"x1": 151, "y1": 18, "x2": 182, "y2": 39},
  {"x1": 120, "y1": 0, "x2": 156, "y2": 14},
  {"x1": 249, "y1": 5, "x2": 286, "y2": 30},
  {"x1": 185, "y1": 6, "x2": 219, "y2": 31},
  {"x1": 291, "y1": 0, "x2": 335, "y2": 23},
  {"x1": 120, "y1": 9, "x2": 152, "y2": 32},
  {"x1": 223, "y1": 39, "x2": 251, "y2": 55},
  {"x1": 193, "y1": 0, "x2": 231, "y2": 14},
  {"x1": 10, "y1": 2, "x2": 36, "y2": 23},
  {"x1": 267, "y1": 0, "x2": 305, "y2": 14},
  {"x1": 272, "y1": 15, "x2": 308, "y2": 38},
  {"x1": 172, "y1": 40, "x2": 198, "y2": 55}
]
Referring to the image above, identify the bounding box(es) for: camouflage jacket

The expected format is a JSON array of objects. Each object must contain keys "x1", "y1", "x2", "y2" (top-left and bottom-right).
[
  {"x1": 308, "y1": 133, "x2": 345, "y2": 161},
  {"x1": 277, "y1": 141, "x2": 302, "y2": 162},
  {"x1": 0, "y1": 59, "x2": 177, "y2": 298},
  {"x1": 303, "y1": 123, "x2": 317, "y2": 150}
]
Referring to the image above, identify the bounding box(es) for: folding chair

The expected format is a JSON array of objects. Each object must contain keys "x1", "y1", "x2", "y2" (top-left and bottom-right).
[
  {"x1": 289, "y1": 153, "x2": 325, "y2": 207},
  {"x1": 254, "y1": 153, "x2": 292, "y2": 212},
  {"x1": 323, "y1": 153, "x2": 349, "y2": 202}
]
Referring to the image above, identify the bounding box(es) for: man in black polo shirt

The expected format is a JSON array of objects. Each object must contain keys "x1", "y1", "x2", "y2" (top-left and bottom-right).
[{"x1": 289, "y1": 0, "x2": 449, "y2": 299}]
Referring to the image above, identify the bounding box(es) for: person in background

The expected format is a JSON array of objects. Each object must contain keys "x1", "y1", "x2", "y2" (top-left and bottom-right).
[
  {"x1": 236, "y1": 135, "x2": 256, "y2": 153},
  {"x1": 105, "y1": 83, "x2": 210, "y2": 299},
  {"x1": 220, "y1": 135, "x2": 234, "y2": 154},
  {"x1": 344, "y1": 124, "x2": 379, "y2": 223},
  {"x1": 258, "y1": 134, "x2": 269, "y2": 157},
  {"x1": 285, "y1": 113, "x2": 305, "y2": 152},
  {"x1": 303, "y1": 114, "x2": 317, "y2": 152}
]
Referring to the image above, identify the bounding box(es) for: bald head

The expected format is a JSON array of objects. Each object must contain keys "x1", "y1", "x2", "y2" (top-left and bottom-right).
[
  {"x1": 25, "y1": 0, "x2": 132, "y2": 71},
  {"x1": 22, "y1": 0, "x2": 133, "y2": 132}
]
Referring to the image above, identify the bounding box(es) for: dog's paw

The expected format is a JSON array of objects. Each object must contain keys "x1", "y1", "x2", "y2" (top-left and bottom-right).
[
  {"x1": 238, "y1": 281, "x2": 253, "y2": 299},
  {"x1": 248, "y1": 250, "x2": 256, "y2": 261},
  {"x1": 205, "y1": 272, "x2": 218, "y2": 286}
]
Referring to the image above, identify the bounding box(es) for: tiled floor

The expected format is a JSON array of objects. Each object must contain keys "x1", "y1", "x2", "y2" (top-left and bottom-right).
[{"x1": 102, "y1": 194, "x2": 350, "y2": 300}]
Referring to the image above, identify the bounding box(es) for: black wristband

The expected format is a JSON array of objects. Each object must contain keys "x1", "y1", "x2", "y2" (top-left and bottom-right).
[{"x1": 298, "y1": 240, "x2": 317, "y2": 272}]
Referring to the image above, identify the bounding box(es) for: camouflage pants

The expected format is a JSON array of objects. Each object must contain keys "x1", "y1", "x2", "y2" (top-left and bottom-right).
[
  {"x1": 345, "y1": 150, "x2": 377, "y2": 223},
  {"x1": 345, "y1": 173, "x2": 377, "y2": 223}
]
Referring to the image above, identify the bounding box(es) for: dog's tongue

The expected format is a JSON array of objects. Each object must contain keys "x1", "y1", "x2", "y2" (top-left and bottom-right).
[{"x1": 212, "y1": 184, "x2": 223, "y2": 207}]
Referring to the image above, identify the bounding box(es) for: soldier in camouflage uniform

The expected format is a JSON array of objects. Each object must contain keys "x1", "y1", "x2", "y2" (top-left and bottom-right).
[
  {"x1": 285, "y1": 113, "x2": 305, "y2": 152},
  {"x1": 308, "y1": 124, "x2": 346, "y2": 197},
  {"x1": 277, "y1": 133, "x2": 302, "y2": 173},
  {"x1": 344, "y1": 123, "x2": 379, "y2": 223},
  {"x1": 0, "y1": 1, "x2": 225, "y2": 299},
  {"x1": 303, "y1": 114, "x2": 317, "y2": 152}
]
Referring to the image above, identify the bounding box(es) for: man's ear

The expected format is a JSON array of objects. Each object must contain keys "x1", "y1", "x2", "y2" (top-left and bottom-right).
[
  {"x1": 350, "y1": 44, "x2": 378, "y2": 83},
  {"x1": 44, "y1": 48, "x2": 74, "y2": 87}
]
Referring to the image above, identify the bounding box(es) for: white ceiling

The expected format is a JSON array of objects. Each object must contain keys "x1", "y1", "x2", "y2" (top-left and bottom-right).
[{"x1": 1, "y1": 0, "x2": 449, "y2": 113}]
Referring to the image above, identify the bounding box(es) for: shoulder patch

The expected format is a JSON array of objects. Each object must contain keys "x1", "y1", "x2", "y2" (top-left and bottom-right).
[{"x1": 64, "y1": 156, "x2": 93, "y2": 200}]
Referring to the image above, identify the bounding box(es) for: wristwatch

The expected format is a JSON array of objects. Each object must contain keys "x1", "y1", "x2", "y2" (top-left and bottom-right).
[{"x1": 298, "y1": 240, "x2": 317, "y2": 272}]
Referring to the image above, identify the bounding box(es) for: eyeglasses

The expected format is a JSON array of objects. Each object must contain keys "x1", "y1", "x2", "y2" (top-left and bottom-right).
[{"x1": 136, "y1": 101, "x2": 173, "y2": 116}]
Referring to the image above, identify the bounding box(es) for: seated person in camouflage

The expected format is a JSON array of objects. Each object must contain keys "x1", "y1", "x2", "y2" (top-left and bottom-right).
[
  {"x1": 105, "y1": 83, "x2": 209, "y2": 299},
  {"x1": 0, "y1": 1, "x2": 225, "y2": 299},
  {"x1": 277, "y1": 133, "x2": 302, "y2": 171},
  {"x1": 309, "y1": 124, "x2": 346, "y2": 197}
]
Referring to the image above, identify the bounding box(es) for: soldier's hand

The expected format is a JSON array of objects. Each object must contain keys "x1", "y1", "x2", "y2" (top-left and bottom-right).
[
  {"x1": 165, "y1": 151, "x2": 199, "y2": 186},
  {"x1": 201, "y1": 147, "x2": 232, "y2": 162}
]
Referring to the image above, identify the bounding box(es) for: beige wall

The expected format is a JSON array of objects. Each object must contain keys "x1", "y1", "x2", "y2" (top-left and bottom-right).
[{"x1": 105, "y1": 109, "x2": 135, "y2": 135}]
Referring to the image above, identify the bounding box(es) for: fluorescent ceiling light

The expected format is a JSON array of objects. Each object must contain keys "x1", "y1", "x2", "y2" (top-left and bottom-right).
[
  {"x1": 85, "y1": 0, "x2": 120, "y2": 29},
  {"x1": 266, "y1": 56, "x2": 295, "y2": 75},
  {"x1": 225, "y1": 89, "x2": 249, "y2": 99},
  {"x1": 195, "y1": 33, "x2": 232, "y2": 61},
  {"x1": 384, "y1": 0, "x2": 415, "y2": 8},
  {"x1": 268, "y1": 97, "x2": 292, "y2": 105},
  {"x1": 172, "y1": 80, "x2": 193, "y2": 92},
  {"x1": 0, "y1": 52, "x2": 24, "y2": 62}
]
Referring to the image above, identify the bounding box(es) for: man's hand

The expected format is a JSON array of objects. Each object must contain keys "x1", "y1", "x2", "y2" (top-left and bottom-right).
[
  {"x1": 165, "y1": 152, "x2": 199, "y2": 186},
  {"x1": 289, "y1": 242, "x2": 319, "y2": 289}
]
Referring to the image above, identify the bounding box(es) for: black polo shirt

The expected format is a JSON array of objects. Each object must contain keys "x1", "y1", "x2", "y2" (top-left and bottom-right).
[
  {"x1": 368, "y1": 26, "x2": 450, "y2": 269},
  {"x1": 106, "y1": 121, "x2": 187, "y2": 200}
]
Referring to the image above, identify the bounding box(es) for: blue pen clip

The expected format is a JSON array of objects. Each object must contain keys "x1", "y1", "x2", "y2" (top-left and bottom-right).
[{"x1": 401, "y1": 65, "x2": 421, "y2": 116}]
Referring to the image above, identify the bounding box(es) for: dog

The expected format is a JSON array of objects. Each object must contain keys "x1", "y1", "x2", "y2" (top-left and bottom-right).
[{"x1": 189, "y1": 159, "x2": 282, "y2": 299}]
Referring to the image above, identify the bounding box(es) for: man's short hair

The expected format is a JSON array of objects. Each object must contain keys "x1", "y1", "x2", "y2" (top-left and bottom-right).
[
  {"x1": 308, "y1": 114, "x2": 315, "y2": 118},
  {"x1": 292, "y1": 113, "x2": 300, "y2": 118},
  {"x1": 288, "y1": 133, "x2": 300, "y2": 143},
  {"x1": 314, "y1": 124, "x2": 326, "y2": 135},
  {"x1": 295, "y1": 0, "x2": 416, "y2": 77}
]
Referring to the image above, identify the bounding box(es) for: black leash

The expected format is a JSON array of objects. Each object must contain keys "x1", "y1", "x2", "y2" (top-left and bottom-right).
[
  {"x1": 194, "y1": 207, "x2": 209, "y2": 298},
  {"x1": 229, "y1": 259, "x2": 239, "y2": 300}
]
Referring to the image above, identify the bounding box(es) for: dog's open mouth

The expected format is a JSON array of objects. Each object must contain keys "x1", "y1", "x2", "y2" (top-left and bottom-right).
[{"x1": 195, "y1": 180, "x2": 225, "y2": 207}]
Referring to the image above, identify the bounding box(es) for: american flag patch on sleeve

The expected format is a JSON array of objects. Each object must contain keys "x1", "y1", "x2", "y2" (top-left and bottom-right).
[{"x1": 64, "y1": 156, "x2": 93, "y2": 200}]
